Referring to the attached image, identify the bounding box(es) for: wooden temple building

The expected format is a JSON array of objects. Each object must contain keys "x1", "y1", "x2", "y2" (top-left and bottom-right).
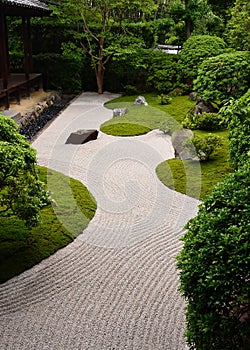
[{"x1": 0, "y1": 0, "x2": 51, "y2": 109}]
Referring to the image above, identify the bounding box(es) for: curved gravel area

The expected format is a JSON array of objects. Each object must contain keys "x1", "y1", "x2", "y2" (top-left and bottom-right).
[{"x1": 0, "y1": 92, "x2": 200, "y2": 349}]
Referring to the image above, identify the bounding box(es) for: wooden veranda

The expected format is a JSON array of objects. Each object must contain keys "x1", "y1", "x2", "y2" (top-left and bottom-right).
[{"x1": 0, "y1": 0, "x2": 51, "y2": 109}]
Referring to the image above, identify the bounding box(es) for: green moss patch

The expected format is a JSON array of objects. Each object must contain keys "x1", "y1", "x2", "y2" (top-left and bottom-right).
[
  {"x1": 156, "y1": 131, "x2": 231, "y2": 200},
  {"x1": 101, "y1": 123, "x2": 151, "y2": 136},
  {"x1": 0, "y1": 166, "x2": 97, "y2": 283}
]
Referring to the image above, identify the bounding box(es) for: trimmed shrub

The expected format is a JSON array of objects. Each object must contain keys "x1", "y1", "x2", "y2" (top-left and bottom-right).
[
  {"x1": 146, "y1": 50, "x2": 178, "y2": 93},
  {"x1": 182, "y1": 112, "x2": 227, "y2": 131},
  {"x1": 177, "y1": 162, "x2": 250, "y2": 349},
  {"x1": 194, "y1": 51, "x2": 250, "y2": 102},
  {"x1": 184, "y1": 134, "x2": 223, "y2": 161},
  {"x1": 194, "y1": 51, "x2": 250, "y2": 101},
  {"x1": 177, "y1": 35, "x2": 226, "y2": 90},
  {"x1": 158, "y1": 94, "x2": 172, "y2": 105}
]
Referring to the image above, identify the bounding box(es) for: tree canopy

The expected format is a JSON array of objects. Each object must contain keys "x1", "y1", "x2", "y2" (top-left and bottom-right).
[
  {"x1": 225, "y1": 0, "x2": 250, "y2": 51},
  {"x1": 51, "y1": 0, "x2": 157, "y2": 94}
]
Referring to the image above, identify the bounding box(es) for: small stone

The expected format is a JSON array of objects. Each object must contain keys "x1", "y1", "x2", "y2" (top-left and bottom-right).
[
  {"x1": 113, "y1": 108, "x2": 129, "y2": 117},
  {"x1": 133, "y1": 96, "x2": 148, "y2": 106}
]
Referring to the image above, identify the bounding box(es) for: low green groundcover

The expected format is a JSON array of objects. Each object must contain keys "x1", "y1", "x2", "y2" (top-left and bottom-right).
[
  {"x1": 0, "y1": 166, "x2": 97, "y2": 283},
  {"x1": 101, "y1": 123, "x2": 151, "y2": 136},
  {"x1": 156, "y1": 130, "x2": 231, "y2": 200}
]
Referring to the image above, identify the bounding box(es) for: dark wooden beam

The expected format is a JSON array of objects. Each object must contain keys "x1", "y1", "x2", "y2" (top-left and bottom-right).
[
  {"x1": 0, "y1": 13, "x2": 9, "y2": 90},
  {"x1": 22, "y1": 17, "x2": 30, "y2": 81},
  {"x1": 27, "y1": 18, "x2": 33, "y2": 72}
]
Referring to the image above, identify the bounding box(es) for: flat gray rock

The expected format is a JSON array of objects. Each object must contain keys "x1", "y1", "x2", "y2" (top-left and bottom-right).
[
  {"x1": 1, "y1": 109, "x2": 22, "y2": 125},
  {"x1": 65, "y1": 129, "x2": 98, "y2": 144}
]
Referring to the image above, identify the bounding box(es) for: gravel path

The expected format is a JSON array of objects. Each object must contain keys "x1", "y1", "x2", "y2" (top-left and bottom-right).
[{"x1": 0, "y1": 92, "x2": 200, "y2": 349}]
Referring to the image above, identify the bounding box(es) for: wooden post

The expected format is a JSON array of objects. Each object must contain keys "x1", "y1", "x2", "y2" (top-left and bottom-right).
[
  {"x1": 22, "y1": 17, "x2": 30, "y2": 81},
  {"x1": 22, "y1": 17, "x2": 31, "y2": 97},
  {"x1": 27, "y1": 17, "x2": 33, "y2": 73},
  {"x1": 0, "y1": 12, "x2": 9, "y2": 90}
]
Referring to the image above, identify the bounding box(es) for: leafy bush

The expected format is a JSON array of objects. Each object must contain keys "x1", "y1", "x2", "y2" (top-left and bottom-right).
[
  {"x1": 158, "y1": 94, "x2": 172, "y2": 105},
  {"x1": 33, "y1": 53, "x2": 84, "y2": 92},
  {"x1": 168, "y1": 87, "x2": 185, "y2": 97},
  {"x1": 225, "y1": 0, "x2": 250, "y2": 51},
  {"x1": 177, "y1": 162, "x2": 250, "y2": 349},
  {"x1": 146, "y1": 50, "x2": 178, "y2": 93},
  {"x1": 177, "y1": 35, "x2": 226, "y2": 89},
  {"x1": 0, "y1": 116, "x2": 49, "y2": 226},
  {"x1": 194, "y1": 51, "x2": 250, "y2": 102},
  {"x1": 105, "y1": 48, "x2": 151, "y2": 93},
  {"x1": 184, "y1": 134, "x2": 223, "y2": 161},
  {"x1": 123, "y1": 85, "x2": 139, "y2": 95},
  {"x1": 219, "y1": 89, "x2": 250, "y2": 169},
  {"x1": 182, "y1": 112, "x2": 227, "y2": 130}
]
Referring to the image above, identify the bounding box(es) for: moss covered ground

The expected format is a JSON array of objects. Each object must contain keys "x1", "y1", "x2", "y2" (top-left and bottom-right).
[{"x1": 0, "y1": 167, "x2": 97, "y2": 283}]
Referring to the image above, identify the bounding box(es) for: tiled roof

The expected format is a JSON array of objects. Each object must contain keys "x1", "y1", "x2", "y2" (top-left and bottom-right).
[{"x1": 0, "y1": 0, "x2": 50, "y2": 12}]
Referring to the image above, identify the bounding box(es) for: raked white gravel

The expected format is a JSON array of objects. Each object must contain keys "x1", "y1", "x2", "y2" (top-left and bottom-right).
[{"x1": 0, "y1": 92, "x2": 200, "y2": 350}]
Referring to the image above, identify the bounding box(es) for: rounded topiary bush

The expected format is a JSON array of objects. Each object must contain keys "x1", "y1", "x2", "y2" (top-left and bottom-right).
[
  {"x1": 177, "y1": 35, "x2": 226, "y2": 90},
  {"x1": 177, "y1": 163, "x2": 250, "y2": 349},
  {"x1": 194, "y1": 51, "x2": 250, "y2": 102}
]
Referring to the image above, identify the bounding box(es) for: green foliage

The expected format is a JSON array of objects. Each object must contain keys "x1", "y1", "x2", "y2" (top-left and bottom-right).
[
  {"x1": 177, "y1": 35, "x2": 226, "y2": 89},
  {"x1": 105, "y1": 47, "x2": 151, "y2": 93},
  {"x1": 168, "y1": 87, "x2": 186, "y2": 97},
  {"x1": 208, "y1": 0, "x2": 235, "y2": 20},
  {"x1": 219, "y1": 89, "x2": 250, "y2": 169},
  {"x1": 33, "y1": 53, "x2": 84, "y2": 91},
  {"x1": 0, "y1": 166, "x2": 97, "y2": 283},
  {"x1": 147, "y1": 50, "x2": 178, "y2": 93},
  {"x1": 182, "y1": 112, "x2": 227, "y2": 130},
  {"x1": 177, "y1": 163, "x2": 250, "y2": 349},
  {"x1": 225, "y1": 0, "x2": 250, "y2": 51},
  {"x1": 158, "y1": 94, "x2": 172, "y2": 105},
  {"x1": 123, "y1": 85, "x2": 140, "y2": 95},
  {"x1": 0, "y1": 116, "x2": 49, "y2": 227},
  {"x1": 50, "y1": 0, "x2": 158, "y2": 93},
  {"x1": 184, "y1": 134, "x2": 223, "y2": 161},
  {"x1": 194, "y1": 51, "x2": 250, "y2": 102}
]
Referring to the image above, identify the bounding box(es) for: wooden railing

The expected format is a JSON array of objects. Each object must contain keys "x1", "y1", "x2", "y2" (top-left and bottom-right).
[{"x1": 0, "y1": 73, "x2": 43, "y2": 110}]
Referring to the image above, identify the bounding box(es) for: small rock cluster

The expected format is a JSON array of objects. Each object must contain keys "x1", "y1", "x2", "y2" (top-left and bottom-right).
[
  {"x1": 134, "y1": 96, "x2": 148, "y2": 106},
  {"x1": 19, "y1": 94, "x2": 73, "y2": 140},
  {"x1": 113, "y1": 108, "x2": 129, "y2": 117}
]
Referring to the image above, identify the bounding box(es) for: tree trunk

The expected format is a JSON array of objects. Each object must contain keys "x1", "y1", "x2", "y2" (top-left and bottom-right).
[{"x1": 96, "y1": 61, "x2": 104, "y2": 94}]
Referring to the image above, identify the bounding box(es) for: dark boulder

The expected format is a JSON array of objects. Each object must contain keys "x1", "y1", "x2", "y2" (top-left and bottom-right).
[
  {"x1": 195, "y1": 99, "x2": 218, "y2": 114},
  {"x1": 65, "y1": 129, "x2": 98, "y2": 144}
]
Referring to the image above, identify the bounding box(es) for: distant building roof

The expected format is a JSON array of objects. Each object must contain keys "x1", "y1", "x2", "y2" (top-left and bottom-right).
[
  {"x1": 155, "y1": 45, "x2": 181, "y2": 55},
  {"x1": 0, "y1": 0, "x2": 51, "y2": 15}
]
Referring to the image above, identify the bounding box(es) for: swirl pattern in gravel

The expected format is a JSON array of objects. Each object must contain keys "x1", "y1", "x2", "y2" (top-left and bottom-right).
[{"x1": 0, "y1": 92, "x2": 200, "y2": 350}]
